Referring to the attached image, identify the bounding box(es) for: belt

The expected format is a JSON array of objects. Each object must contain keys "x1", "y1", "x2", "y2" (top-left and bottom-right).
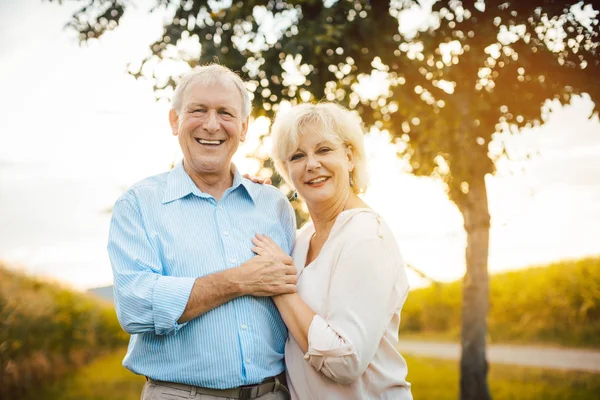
[{"x1": 146, "y1": 372, "x2": 288, "y2": 400}]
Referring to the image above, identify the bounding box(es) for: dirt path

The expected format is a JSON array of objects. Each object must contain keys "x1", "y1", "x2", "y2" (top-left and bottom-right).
[{"x1": 396, "y1": 341, "x2": 600, "y2": 373}]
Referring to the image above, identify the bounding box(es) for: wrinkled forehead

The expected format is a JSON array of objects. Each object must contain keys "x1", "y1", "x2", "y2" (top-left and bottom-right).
[{"x1": 183, "y1": 76, "x2": 244, "y2": 111}]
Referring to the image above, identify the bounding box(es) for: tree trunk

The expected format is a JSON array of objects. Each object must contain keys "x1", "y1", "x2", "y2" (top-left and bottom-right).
[{"x1": 456, "y1": 174, "x2": 492, "y2": 400}]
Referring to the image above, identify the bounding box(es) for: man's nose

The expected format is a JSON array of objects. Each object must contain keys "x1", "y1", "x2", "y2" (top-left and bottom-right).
[{"x1": 205, "y1": 110, "x2": 219, "y2": 132}]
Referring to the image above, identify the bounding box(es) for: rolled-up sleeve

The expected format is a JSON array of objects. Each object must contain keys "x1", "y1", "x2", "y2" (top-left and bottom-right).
[
  {"x1": 107, "y1": 196, "x2": 196, "y2": 335},
  {"x1": 304, "y1": 234, "x2": 408, "y2": 384}
]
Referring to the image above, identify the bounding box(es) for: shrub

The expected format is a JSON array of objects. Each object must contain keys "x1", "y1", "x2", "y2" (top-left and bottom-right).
[
  {"x1": 400, "y1": 257, "x2": 600, "y2": 348},
  {"x1": 0, "y1": 262, "x2": 128, "y2": 399}
]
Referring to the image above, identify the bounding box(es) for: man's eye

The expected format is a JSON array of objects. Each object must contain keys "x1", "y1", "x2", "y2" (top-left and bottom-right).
[
  {"x1": 192, "y1": 109, "x2": 206, "y2": 113},
  {"x1": 220, "y1": 110, "x2": 233, "y2": 116}
]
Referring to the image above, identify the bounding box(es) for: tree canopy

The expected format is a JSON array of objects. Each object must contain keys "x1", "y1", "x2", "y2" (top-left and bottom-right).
[{"x1": 56, "y1": 0, "x2": 599, "y2": 206}]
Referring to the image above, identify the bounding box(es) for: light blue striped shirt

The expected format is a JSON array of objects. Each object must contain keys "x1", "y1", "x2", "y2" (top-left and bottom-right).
[{"x1": 107, "y1": 161, "x2": 296, "y2": 388}]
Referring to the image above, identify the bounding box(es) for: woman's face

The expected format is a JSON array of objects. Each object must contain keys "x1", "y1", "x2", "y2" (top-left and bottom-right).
[{"x1": 286, "y1": 127, "x2": 354, "y2": 208}]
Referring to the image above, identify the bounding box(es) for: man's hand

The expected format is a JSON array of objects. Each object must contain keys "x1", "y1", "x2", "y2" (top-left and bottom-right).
[
  {"x1": 232, "y1": 255, "x2": 297, "y2": 296},
  {"x1": 243, "y1": 173, "x2": 272, "y2": 185}
]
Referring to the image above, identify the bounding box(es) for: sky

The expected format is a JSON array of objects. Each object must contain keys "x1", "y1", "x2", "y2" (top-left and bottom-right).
[{"x1": 0, "y1": 0, "x2": 599, "y2": 290}]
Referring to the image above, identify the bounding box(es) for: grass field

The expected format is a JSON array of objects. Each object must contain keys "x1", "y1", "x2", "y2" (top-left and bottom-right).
[
  {"x1": 29, "y1": 349, "x2": 600, "y2": 400},
  {"x1": 25, "y1": 350, "x2": 145, "y2": 400},
  {"x1": 406, "y1": 355, "x2": 600, "y2": 400}
]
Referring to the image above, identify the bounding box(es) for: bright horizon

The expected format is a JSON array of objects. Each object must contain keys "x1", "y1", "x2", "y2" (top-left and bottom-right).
[{"x1": 1, "y1": 0, "x2": 599, "y2": 291}]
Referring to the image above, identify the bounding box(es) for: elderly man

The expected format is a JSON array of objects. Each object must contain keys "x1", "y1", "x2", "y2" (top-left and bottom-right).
[{"x1": 107, "y1": 64, "x2": 297, "y2": 400}]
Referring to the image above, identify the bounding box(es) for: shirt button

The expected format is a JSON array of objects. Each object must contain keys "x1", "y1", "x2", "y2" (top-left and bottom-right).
[
  {"x1": 223, "y1": 231, "x2": 229, "y2": 236},
  {"x1": 241, "y1": 324, "x2": 247, "y2": 330},
  {"x1": 246, "y1": 358, "x2": 251, "y2": 364},
  {"x1": 217, "y1": 205, "x2": 223, "y2": 210},
  {"x1": 230, "y1": 258, "x2": 237, "y2": 264}
]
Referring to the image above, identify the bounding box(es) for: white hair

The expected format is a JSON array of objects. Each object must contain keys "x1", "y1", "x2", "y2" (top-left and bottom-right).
[
  {"x1": 171, "y1": 64, "x2": 252, "y2": 118},
  {"x1": 270, "y1": 102, "x2": 369, "y2": 194}
]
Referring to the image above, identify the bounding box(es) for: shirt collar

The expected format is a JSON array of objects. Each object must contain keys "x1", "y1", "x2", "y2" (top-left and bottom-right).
[
  {"x1": 230, "y1": 163, "x2": 259, "y2": 204},
  {"x1": 162, "y1": 160, "x2": 259, "y2": 204}
]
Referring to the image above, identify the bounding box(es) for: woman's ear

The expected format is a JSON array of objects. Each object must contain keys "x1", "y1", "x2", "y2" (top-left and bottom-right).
[{"x1": 346, "y1": 145, "x2": 355, "y2": 172}]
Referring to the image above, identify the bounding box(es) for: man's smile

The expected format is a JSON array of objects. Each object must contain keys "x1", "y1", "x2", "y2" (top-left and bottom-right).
[{"x1": 195, "y1": 138, "x2": 225, "y2": 146}]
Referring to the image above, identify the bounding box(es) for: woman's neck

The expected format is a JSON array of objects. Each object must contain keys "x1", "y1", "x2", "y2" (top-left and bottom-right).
[{"x1": 308, "y1": 191, "x2": 367, "y2": 239}]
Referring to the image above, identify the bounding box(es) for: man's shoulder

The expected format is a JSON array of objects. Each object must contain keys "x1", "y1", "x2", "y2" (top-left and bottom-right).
[
  {"x1": 116, "y1": 170, "x2": 171, "y2": 204},
  {"x1": 244, "y1": 180, "x2": 290, "y2": 204}
]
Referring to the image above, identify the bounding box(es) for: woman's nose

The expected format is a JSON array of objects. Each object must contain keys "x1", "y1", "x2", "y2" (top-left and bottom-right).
[{"x1": 306, "y1": 154, "x2": 321, "y2": 170}]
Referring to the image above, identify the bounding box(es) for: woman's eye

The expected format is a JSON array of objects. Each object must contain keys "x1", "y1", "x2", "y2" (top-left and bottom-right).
[
  {"x1": 318, "y1": 147, "x2": 332, "y2": 153},
  {"x1": 290, "y1": 153, "x2": 304, "y2": 161}
]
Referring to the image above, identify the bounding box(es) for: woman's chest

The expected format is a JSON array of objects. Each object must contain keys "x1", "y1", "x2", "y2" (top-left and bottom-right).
[{"x1": 293, "y1": 240, "x2": 342, "y2": 315}]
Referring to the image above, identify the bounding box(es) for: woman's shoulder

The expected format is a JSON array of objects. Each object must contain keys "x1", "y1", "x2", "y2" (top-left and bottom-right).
[
  {"x1": 335, "y1": 208, "x2": 387, "y2": 239},
  {"x1": 334, "y1": 209, "x2": 408, "y2": 287},
  {"x1": 336, "y1": 209, "x2": 402, "y2": 255}
]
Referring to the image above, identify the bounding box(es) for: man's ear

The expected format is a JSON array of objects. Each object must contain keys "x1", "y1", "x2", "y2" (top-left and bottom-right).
[
  {"x1": 240, "y1": 115, "x2": 250, "y2": 142},
  {"x1": 169, "y1": 109, "x2": 180, "y2": 136}
]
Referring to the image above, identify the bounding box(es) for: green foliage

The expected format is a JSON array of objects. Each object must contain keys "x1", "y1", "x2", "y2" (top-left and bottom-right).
[
  {"x1": 50, "y1": 0, "x2": 600, "y2": 203},
  {"x1": 401, "y1": 257, "x2": 600, "y2": 347},
  {"x1": 0, "y1": 262, "x2": 129, "y2": 399},
  {"x1": 405, "y1": 355, "x2": 600, "y2": 400}
]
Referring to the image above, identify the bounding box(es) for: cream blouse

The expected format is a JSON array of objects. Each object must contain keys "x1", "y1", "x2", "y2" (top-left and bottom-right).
[{"x1": 284, "y1": 209, "x2": 412, "y2": 400}]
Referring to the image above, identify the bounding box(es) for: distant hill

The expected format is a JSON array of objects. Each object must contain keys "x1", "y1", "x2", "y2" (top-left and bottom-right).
[{"x1": 87, "y1": 285, "x2": 114, "y2": 303}]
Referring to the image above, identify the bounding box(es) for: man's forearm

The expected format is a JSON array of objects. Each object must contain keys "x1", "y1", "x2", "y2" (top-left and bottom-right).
[
  {"x1": 177, "y1": 269, "x2": 243, "y2": 323},
  {"x1": 177, "y1": 256, "x2": 297, "y2": 324}
]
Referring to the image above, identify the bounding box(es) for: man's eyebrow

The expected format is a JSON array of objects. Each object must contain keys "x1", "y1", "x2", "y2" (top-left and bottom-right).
[{"x1": 187, "y1": 103, "x2": 236, "y2": 112}]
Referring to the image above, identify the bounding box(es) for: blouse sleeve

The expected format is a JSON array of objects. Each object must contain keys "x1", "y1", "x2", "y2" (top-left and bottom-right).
[{"x1": 303, "y1": 218, "x2": 409, "y2": 384}]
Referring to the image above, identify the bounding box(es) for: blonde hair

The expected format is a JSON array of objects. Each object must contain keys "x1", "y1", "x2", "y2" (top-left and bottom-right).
[
  {"x1": 171, "y1": 64, "x2": 252, "y2": 118},
  {"x1": 270, "y1": 102, "x2": 369, "y2": 193}
]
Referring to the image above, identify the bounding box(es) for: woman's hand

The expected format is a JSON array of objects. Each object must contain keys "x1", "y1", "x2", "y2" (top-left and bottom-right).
[
  {"x1": 252, "y1": 234, "x2": 293, "y2": 266},
  {"x1": 243, "y1": 174, "x2": 272, "y2": 185}
]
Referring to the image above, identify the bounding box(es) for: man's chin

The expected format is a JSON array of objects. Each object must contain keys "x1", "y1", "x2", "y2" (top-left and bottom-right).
[{"x1": 184, "y1": 157, "x2": 231, "y2": 175}]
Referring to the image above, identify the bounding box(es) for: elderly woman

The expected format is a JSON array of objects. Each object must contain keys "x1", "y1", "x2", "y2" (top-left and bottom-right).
[{"x1": 251, "y1": 103, "x2": 412, "y2": 400}]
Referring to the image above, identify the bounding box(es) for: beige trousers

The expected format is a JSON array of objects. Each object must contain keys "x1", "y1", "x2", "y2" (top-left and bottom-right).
[{"x1": 141, "y1": 380, "x2": 289, "y2": 400}]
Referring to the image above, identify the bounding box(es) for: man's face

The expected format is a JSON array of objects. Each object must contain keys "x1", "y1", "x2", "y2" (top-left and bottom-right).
[{"x1": 170, "y1": 79, "x2": 248, "y2": 178}]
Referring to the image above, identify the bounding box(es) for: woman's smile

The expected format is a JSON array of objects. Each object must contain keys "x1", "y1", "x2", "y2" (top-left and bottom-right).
[{"x1": 305, "y1": 176, "x2": 330, "y2": 187}]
